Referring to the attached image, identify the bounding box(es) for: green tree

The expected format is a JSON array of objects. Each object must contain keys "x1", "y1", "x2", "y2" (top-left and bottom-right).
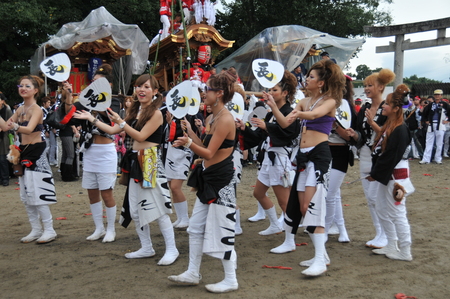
[
  {"x1": 216, "y1": 0, "x2": 393, "y2": 57},
  {"x1": 403, "y1": 74, "x2": 442, "y2": 86},
  {"x1": 355, "y1": 64, "x2": 373, "y2": 80},
  {"x1": 0, "y1": 0, "x2": 160, "y2": 103}
]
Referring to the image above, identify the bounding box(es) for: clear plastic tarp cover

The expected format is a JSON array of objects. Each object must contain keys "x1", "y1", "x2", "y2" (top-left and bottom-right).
[
  {"x1": 30, "y1": 6, "x2": 150, "y2": 75},
  {"x1": 215, "y1": 25, "x2": 364, "y2": 92}
]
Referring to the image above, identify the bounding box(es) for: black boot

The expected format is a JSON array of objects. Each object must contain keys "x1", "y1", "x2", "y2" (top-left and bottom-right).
[{"x1": 61, "y1": 164, "x2": 77, "y2": 182}]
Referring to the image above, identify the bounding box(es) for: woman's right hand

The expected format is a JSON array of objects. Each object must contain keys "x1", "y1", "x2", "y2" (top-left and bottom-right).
[
  {"x1": 346, "y1": 128, "x2": 356, "y2": 138},
  {"x1": 74, "y1": 110, "x2": 93, "y2": 121},
  {"x1": 263, "y1": 91, "x2": 275, "y2": 108}
]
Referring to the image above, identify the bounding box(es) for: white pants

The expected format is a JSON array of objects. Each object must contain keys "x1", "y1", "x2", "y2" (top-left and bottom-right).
[
  {"x1": 325, "y1": 169, "x2": 347, "y2": 229},
  {"x1": 374, "y1": 181, "x2": 411, "y2": 247},
  {"x1": 422, "y1": 123, "x2": 445, "y2": 163},
  {"x1": 443, "y1": 130, "x2": 450, "y2": 155}
]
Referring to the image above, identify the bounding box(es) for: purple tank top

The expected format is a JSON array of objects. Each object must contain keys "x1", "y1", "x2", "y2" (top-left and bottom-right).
[{"x1": 306, "y1": 115, "x2": 335, "y2": 134}]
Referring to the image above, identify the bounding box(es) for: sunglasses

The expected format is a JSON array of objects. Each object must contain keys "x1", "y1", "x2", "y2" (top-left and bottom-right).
[{"x1": 205, "y1": 86, "x2": 222, "y2": 92}]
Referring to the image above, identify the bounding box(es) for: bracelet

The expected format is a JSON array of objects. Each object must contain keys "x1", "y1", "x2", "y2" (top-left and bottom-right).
[
  {"x1": 119, "y1": 121, "x2": 126, "y2": 129},
  {"x1": 13, "y1": 123, "x2": 20, "y2": 131},
  {"x1": 184, "y1": 137, "x2": 192, "y2": 148},
  {"x1": 92, "y1": 118, "x2": 98, "y2": 125}
]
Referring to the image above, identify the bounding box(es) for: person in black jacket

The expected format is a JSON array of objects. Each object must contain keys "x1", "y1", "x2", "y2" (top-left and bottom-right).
[
  {"x1": 419, "y1": 89, "x2": 450, "y2": 164},
  {"x1": 366, "y1": 84, "x2": 415, "y2": 261},
  {"x1": 236, "y1": 70, "x2": 299, "y2": 239}
]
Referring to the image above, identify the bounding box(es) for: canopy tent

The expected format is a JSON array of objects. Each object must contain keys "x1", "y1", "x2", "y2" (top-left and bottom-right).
[
  {"x1": 30, "y1": 6, "x2": 150, "y2": 94},
  {"x1": 215, "y1": 25, "x2": 365, "y2": 92}
]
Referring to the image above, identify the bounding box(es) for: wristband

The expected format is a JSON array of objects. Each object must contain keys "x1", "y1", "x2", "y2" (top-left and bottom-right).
[
  {"x1": 184, "y1": 137, "x2": 193, "y2": 148},
  {"x1": 119, "y1": 121, "x2": 126, "y2": 129},
  {"x1": 13, "y1": 123, "x2": 20, "y2": 131},
  {"x1": 92, "y1": 118, "x2": 98, "y2": 125}
]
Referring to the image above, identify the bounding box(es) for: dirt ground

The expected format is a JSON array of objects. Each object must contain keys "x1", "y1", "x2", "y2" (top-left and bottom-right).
[{"x1": 0, "y1": 159, "x2": 449, "y2": 299}]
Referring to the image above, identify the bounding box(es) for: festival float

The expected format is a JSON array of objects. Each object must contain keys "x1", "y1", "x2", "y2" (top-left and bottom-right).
[
  {"x1": 215, "y1": 25, "x2": 365, "y2": 92},
  {"x1": 148, "y1": 0, "x2": 235, "y2": 91},
  {"x1": 30, "y1": 6, "x2": 149, "y2": 95}
]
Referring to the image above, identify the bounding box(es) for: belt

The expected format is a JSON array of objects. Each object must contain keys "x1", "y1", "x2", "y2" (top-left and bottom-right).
[{"x1": 390, "y1": 168, "x2": 409, "y2": 180}]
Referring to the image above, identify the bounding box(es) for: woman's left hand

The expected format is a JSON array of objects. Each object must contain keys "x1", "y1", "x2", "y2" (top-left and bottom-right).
[{"x1": 173, "y1": 135, "x2": 188, "y2": 147}]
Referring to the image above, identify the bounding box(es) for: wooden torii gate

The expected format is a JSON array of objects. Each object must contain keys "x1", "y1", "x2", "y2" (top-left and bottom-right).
[{"x1": 364, "y1": 17, "x2": 450, "y2": 87}]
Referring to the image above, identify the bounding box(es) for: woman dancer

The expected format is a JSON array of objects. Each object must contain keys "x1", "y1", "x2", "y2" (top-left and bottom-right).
[
  {"x1": 267, "y1": 59, "x2": 345, "y2": 276},
  {"x1": 325, "y1": 75, "x2": 356, "y2": 243},
  {"x1": 168, "y1": 72, "x2": 238, "y2": 293},
  {"x1": 347, "y1": 69, "x2": 395, "y2": 249},
  {"x1": 365, "y1": 84, "x2": 414, "y2": 261},
  {"x1": 236, "y1": 70, "x2": 299, "y2": 238},
  {"x1": 75, "y1": 74, "x2": 178, "y2": 265},
  {"x1": 63, "y1": 64, "x2": 119, "y2": 243},
  {"x1": 163, "y1": 114, "x2": 193, "y2": 228},
  {"x1": 0, "y1": 75, "x2": 57, "y2": 243}
]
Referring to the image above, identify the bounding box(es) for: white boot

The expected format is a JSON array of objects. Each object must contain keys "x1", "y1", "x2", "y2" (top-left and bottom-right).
[
  {"x1": 386, "y1": 245, "x2": 412, "y2": 261},
  {"x1": 277, "y1": 212, "x2": 284, "y2": 228},
  {"x1": 168, "y1": 234, "x2": 203, "y2": 285},
  {"x1": 21, "y1": 205, "x2": 43, "y2": 243},
  {"x1": 36, "y1": 205, "x2": 57, "y2": 244},
  {"x1": 157, "y1": 215, "x2": 179, "y2": 265},
  {"x1": 270, "y1": 223, "x2": 296, "y2": 254},
  {"x1": 299, "y1": 251, "x2": 330, "y2": 267},
  {"x1": 86, "y1": 202, "x2": 105, "y2": 241},
  {"x1": 173, "y1": 201, "x2": 189, "y2": 228},
  {"x1": 337, "y1": 225, "x2": 350, "y2": 243},
  {"x1": 258, "y1": 206, "x2": 283, "y2": 236},
  {"x1": 102, "y1": 206, "x2": 116, "y2": 243},
  {"x1": 205, "y1": 257, "x2": 238, "y2": 293},
  {"x1": 328, "y1": 223, "x2": 339, "y2": 235},
  {"x1": 373, "y1": 239, "x2": 399, "y2": 255},
  {"x1": 248, "y1": 201, "x2": 265, "y2": 222},
  {"x1": 366, "y1": 205, "x2": 387, "y2": 248},
  {"x1": 301, "y1": 233, "x2": 328, "y2": 276},
  {"x1": 235, "y1": 209, "x2": 243, "y2": 235},
  {"x1": 125, "y1": 223, "x2": 155, "y2": 259}
]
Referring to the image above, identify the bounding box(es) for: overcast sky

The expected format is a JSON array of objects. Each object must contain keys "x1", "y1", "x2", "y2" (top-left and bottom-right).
[{"x1": 217, "y1": 0, "x2": 450, "y2": 82}]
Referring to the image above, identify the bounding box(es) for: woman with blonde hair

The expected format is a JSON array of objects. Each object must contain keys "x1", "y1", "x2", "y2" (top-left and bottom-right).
[
  {"x1": 267, "y1": 59, "x2": 345, "y2": 276},
  {"x1": 346, "y1": 69, "x2": 395, "y2": 249},
  {"x1": 0, "y1": 75, "x2": 57, "y2": 243}
]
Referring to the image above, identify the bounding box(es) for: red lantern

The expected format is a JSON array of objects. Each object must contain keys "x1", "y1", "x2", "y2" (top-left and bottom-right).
[{"x1": 197, "y1": 45, "x2": 211, "y2": 65}]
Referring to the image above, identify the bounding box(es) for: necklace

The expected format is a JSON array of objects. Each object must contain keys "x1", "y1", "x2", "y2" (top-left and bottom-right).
[
  {"x1": 209, "y1": 107, "x2": 226, "y2": 125},
  {"x1": 20, "y1": 103, "x2": 34, "y2": 116}
]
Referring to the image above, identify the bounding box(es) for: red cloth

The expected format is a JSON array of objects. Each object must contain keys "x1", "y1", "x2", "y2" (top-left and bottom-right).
[
  {"x1": 190, "y1": 67, "x2": 204, "y2": 80},
  {"x1": 160, "y1": 0, "x2": 172, "y2": 16},
  {"x1": 202, "y1": 71, "x2": 211, "y2": 83}
]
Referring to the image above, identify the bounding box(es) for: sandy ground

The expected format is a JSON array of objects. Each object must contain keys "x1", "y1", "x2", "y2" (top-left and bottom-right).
[{"x1": 0, "y1": 159, "x2": 449, "y2": 299}]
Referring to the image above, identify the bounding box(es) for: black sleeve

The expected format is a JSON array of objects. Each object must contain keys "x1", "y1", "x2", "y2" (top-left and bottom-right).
[
  {"x1": 241, "y1": 125, "x2": 267, "y2": 150},
  {"x1": 370, "y1": 124, "x2": 411, "y2": 185}
]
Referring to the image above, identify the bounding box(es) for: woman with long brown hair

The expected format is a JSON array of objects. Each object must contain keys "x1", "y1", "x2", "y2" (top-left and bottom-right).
[
  {"x1": 267, "y1": 59, "x2": 345, "y2": 276},
  {"x1": 0, "y1": 75, "x2": 57, "y2": 243},
  {"x1": 74, "y1": 74, "x2": 179, "y2": 265},
  {"x1": 365, "y1": 84, "x2": 414, "y2": 261}
]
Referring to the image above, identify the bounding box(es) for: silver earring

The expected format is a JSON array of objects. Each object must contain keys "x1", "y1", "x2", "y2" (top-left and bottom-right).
[
  {"x1": 152, "y1": 95, "x2": 157, "y2": 101},
  {"x1": 319, "y1": 89, "x2": 322, "y2": 94},
  {"x1": 214, "y1": 98, "x2": 219, "y2": 106}
]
